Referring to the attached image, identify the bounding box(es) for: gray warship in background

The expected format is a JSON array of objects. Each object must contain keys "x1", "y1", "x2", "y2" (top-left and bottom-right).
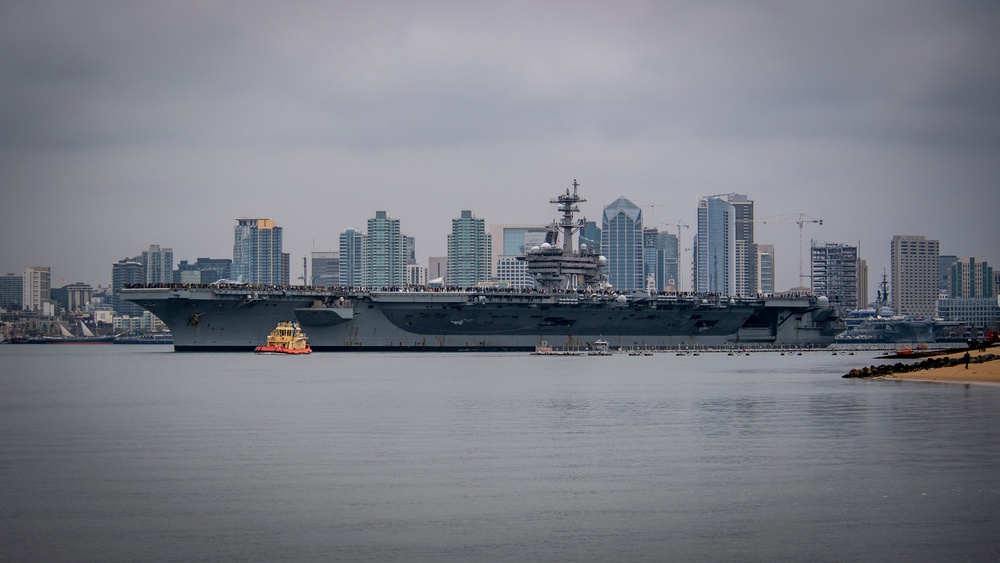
[{"x1": 123, "y1": 183, "x2": 846, "y2": 351}]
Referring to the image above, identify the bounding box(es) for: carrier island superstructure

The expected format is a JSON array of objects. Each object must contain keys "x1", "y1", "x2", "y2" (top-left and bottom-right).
[{"x1": 123, "y1": 183, "x2": 846, "y2": 351}]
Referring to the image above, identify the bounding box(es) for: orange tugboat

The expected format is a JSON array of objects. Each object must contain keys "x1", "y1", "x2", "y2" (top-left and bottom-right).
[{"x1": 254, "y1": 321, "x2": 312, "y2": 354}]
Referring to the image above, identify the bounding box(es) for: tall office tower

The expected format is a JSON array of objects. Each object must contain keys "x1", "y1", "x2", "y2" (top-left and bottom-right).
[
  {"x1": 811, "y1": 242, "x2": 859, "y2": 310},
  {"x1": 890, "y1": 235, "x2": 940, "y2": 318},
  {"x1": 641, "y1": 228, "x2": 679, "y2": 292},
  {"x1": 857, "y1": 257, "x2": 869, "y2": 307},
  {"x1": 756, "y1": 244, "x2": 775, "y2": 295},
  {"x1": 311, "y1": 252, "x2": 340, "y2": 287},
  {"x1": 141, "y1": 245, "x2": 174, "y2": 283},
  {"x1": 232, "y1": 218, "x2": 288, "y2": 285},
  {"x1": 657, "y1": 231, "x2": 679, "y2": 291},
  {"x1": 579, "y1": 220, "x2": 601, "y2": 255},
  {"x1": 728, "y1": 194, "x2": 756, "y2": 297},
  {"x1": 22, "y1": 266, "x2": 51, "y2": 312},
  {"x1": 364, "y1": 211, "x2": 407, "y2": 288},
  {"x1": 601, "y1": 196, "x2": 644, "y2": 291},
  {"x1": 693, "y1": 196, "x2": 735, "y2": 295},
  {"x1": 949, "y1": 258, "x2": 994, "y2": 298},
  {"x1": 447, "y1": 210, "x2": 492, "y2": 288},
  {"x1": 488, "y1": 224, "x2": 549, "y2": 278},
  {"x1": 427, "y1": 257, "x2": 447, "y2": 284},
  {"x1": 338, "y1": 227, "x2": 365, "y2": 287},
  {"x1": 111, "y1": 258, "x2": 145, "y2": 316},
  {"x1": 938, "y1": 255, "x2": 958, "y2": 297},
  {"x1": 0, "y1": 273, "x2": 23, "y2": 310},
  {"x1": 643, "y1": 228, "x2": 660, "y2": 291}
]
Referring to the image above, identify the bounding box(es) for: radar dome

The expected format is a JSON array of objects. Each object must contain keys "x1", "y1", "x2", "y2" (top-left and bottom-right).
[
  {"x1": 878, "y1": 306, "x2": 894, "y2": 317},
  {"x1": 530, "y1": 246, "x2": 540, "y2": 253},
  {"x1": 540, "y1": 242, "x2": 552, "y2": 250},
  {"x1": 817, "y1": 295, "x2": 829, "y2": 306},
  {"x1": 616, "y1": 294, "x2": 628, "y2": 304},
  {"x1": 597, "y1": 256, "x2": 608, "y2": 265},
  {"x1": 580, "y1": 243, "x2": 588, "y2": 252}
]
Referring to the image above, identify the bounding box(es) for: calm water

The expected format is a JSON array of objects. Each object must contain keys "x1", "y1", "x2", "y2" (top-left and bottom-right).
[{"x1": 1, "y1": 346, "x2": 999, "y2": 562}]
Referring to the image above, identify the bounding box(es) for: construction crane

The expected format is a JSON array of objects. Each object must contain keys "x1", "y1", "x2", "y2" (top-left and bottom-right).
[
  {"x1": 659, "y1": 221, "x2": 690, "y2": 291},
  {"x1": 758, "y1": 213, "x2": 823, "y2": 285}
]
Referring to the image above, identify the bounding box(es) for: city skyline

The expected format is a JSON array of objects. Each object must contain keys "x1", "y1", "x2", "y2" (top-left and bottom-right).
[{"x1": 2, "y1": 2, "x2": 998, "y2": 290}]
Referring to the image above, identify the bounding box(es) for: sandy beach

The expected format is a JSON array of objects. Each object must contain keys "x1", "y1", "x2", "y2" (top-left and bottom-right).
[{"x1": 882, "y1": 348, "x2": 1000, "y2": 386}]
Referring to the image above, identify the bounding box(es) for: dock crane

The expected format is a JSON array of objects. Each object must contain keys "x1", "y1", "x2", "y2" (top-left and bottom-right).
[{"x1": 758, "y1": 213, "x2": 823, "y2": 285}]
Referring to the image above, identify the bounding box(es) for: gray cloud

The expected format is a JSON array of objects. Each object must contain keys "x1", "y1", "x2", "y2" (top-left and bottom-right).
[{"x1": 1, "y1": 0, "x2": 998, "y2": 291}]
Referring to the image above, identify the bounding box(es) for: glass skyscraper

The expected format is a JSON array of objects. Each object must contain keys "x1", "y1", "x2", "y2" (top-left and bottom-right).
[
  {"x1": 339, "y1": 227, "x2": 365, "y2": 287},
  {"x1": 364, "y1": 211, "x2": 407, "y2": 288},
  {"x1": 232, "y1": 218, "x2": 288, "y2": 285},
  {"x1": 602, "y1": 197, "x2": 643, "y2": 292},
  {"x1": 693, "y1": 196, "x2": 736, "y2": 295},
  {"x1": 447, "y1": 210, "x2": 492, "y2": 288}
]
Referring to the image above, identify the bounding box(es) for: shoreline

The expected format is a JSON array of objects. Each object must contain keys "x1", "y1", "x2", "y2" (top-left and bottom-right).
[{"x1": 848, "y1": 347, "x2": 1000, "y2": 386}]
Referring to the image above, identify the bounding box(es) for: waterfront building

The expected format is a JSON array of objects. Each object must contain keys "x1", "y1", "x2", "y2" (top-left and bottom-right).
[
  {"x1": 174, "y1": 257, "x2": 232, "y2": 284},
  {"x1": 22, "y1": 266, "x2": 51, "y2": 312},
  {"x1": 112, "y1": 258, "x2": 145, "y2": 316},
  {"x1": 338, "y1": 227, "x2": 365, "y2": 287},
  {"x1": 496, "y1": 256, "x2": 533, "y2": 289},
  {"x1": 0, "y1": 273, "x2": 22, "y2": 310},
  {"x1": 693, "y1": 196, "x2": 735, "y2": 295},
  {"x1": 364, "y1": 211, "x2": 407, "y2": 288},
  {"x1": 937, "y1": 297, "x2": 1000, "y2": 328},
  {"x1": 311, "y1": 252, "x2": 340, "y2": 287},
  {"x1": 65, "y1": 282, "x2": 93, "y2": 313},
  {"x1": 232, "y1": 218, "x2": 289, "y2": 285},
  {"x1": 949, "y1": 257, "x2": 994, "y2": 298},
  {"x1": 891, "y1": 235, "x2": 940, "y2": 318},
  {"x1": 447, "y1": 210, "x2": 492, "y2": 288},
  {"x1": 142, "y1": 245, "x2": 174, "y2": 283},
  {"x1": 755, "y1": 245, "x2": 775, "y2": 295},
  {"x1": 811, "y1": 242, "x2": 860, "y2": 310},
  {"x1": 602, "y1": 197, "x2": 644, "y2": 292}
]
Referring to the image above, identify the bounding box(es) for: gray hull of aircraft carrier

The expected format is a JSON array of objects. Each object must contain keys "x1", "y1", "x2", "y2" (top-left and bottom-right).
[{"x1": 122, "y1": 286, "x2": 845, "y2": 351}]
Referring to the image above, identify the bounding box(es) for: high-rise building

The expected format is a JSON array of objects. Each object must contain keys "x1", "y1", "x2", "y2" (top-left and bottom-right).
[
  {"x1": 22, "y1": 266, "x2": 51, "y2": 312},
  {"x1": 693, "y1": 196, "x2": 735, "y2": 295},
  {"x1": 0, "y1": 273, "x2": 22, "y2": 310},
  {"x1": 232, "y1": 218, "x2": 288, "y2": 285},
  {"x1": 111, "y1": 258, "x2": 145, "y2": 316},
  {"x1": 579, "y1": 221, "x2": 601, "y2": 255},
  {"x1": 811, "y1": 242, "x2": 859, "y2": 310},
  {"x1": 488, "y1": 224, "x2": 549, "y2": 279},
  {"x1": 642, "y1": 228, "x2": 679, "y2": 292},
  {"x1": 364, "y1": 211, "x2": 407, "y2": 288},
  {"x1": 447, "y1": 210, "x2": 492, "y2": 288},
  {"x1": 949, "y1": 257, "x2": 994, "y2": 298},
  {"x1": 891, "y1": 235, "x2": 940, "y2": 318},
  {"x1": 427, "y1": 257, "x2": 447, "y2": 284},
  {"x1": 338, "y1": 227, "x2": 365, "y2": 287},
  {"x1": 729, "y1": 194, "x2": 756, "y2": 296},
  {"x1": 939, "y1": 255, "x2": 958, "y2": 296},
  {"x1": 142, "y1": 245, "x2": 174, "y2": 283},
  {"x1": 601, "y1": 196, "x2": 644, "y2": 291},
  {"x1": 857, "y1": 256, "x2": 869, "y2": 307},
  {"x1": 756, "y1": 244, "x2": 775, "y2": 295},
  {"x1": 311, "y1": 252, "x2": 340, "y2": 287},
  {"x1": 65, "y1": 282, "x2": 93, "y2": 312}
]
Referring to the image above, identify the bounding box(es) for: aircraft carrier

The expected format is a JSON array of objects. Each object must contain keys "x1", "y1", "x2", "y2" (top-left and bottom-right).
[{"x1": 122, "y1": 183, "x2": 846, "y2": 351}]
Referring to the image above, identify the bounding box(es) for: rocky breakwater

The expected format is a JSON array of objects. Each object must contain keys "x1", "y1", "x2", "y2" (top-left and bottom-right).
[{"x1": 843, "y1": 353, "x2": 999, "y2": 379}]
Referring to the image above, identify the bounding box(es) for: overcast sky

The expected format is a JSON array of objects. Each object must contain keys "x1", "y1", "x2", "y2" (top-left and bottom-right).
[{"x1": 2, "y1": 0, "x2": 998, "y2": 293}]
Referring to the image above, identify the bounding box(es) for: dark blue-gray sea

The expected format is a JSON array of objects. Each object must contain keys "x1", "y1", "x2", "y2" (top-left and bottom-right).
[{"x1": 2, "y1": 345, "x2": 999, "y2": 562}]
